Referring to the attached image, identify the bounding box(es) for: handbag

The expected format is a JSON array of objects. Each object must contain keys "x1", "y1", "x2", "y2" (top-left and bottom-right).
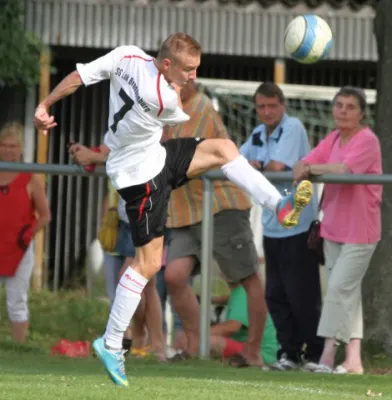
[
  {"x1": 98, "y1": 183, "x2": 120, "y2": 253},
  {"x1": 307, "y1": 132, "x2": 339, "y2": 265},
  {"x1": 307, "y1": 189, "x2": 325, "y2": 265}
]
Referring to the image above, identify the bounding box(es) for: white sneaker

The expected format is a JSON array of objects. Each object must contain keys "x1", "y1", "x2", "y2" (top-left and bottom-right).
[
  {"x1": 301, "y1": 361, "x2": 320, "y2": 372},
  {"x1": 270, "y1": 354, "x2": 298, "y2": 371},
  {"x1": 165, "y1": 346, "x2": 177, "y2": 359},
  {"x1": 333, "y1": 365, "x2": 364, "y2": 375},
  {"x1": 313, "y1": 364, "x2": 333, "y2": 373}
]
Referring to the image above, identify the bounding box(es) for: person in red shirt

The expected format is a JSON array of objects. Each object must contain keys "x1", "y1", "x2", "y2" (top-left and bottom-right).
[{"x1": 0, "y1": 122, "x2": 51, "y2": 343}]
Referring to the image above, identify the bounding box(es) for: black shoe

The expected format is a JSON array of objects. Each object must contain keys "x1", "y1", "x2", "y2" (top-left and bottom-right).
[{"x1": 122, "y1": 338, "x2": 132, "y2": 354}]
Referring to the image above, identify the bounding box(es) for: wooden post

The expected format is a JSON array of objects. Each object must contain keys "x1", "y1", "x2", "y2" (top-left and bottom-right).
[
  {"x1": 274, "y1": 59, "x2": 286, "y2": 84},
  {"x1": 32, "y1": 50, "x2": 51, "y2": 292}
]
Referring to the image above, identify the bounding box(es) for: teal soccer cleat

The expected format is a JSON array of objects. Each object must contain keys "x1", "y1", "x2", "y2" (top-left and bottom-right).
[{"x1": 93, "y1": 337, "x2": 129, "y2": 387}]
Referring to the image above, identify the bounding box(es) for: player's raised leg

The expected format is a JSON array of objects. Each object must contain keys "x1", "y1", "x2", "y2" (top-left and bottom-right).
[
  {"x1": 187, "y1": 138, "x2": 312, "y2": 227},
  {"x1": 93, "y1": 236, "x2": 164, "y2": 387}
]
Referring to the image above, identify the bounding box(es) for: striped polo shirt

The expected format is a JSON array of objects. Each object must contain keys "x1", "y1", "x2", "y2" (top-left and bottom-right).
[{"x1": 165, "y1": 91, "x2": 251, "y2": 229}]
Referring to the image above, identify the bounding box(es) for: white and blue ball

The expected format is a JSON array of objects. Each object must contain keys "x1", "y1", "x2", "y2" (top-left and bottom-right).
[{"x1": 284, "y1": 15, "x2": 333, "y2": 64}]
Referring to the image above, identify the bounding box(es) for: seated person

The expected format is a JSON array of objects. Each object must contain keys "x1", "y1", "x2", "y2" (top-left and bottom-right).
[{"x1": 210, "y1": 282, "x2": 278, "y2": 367}]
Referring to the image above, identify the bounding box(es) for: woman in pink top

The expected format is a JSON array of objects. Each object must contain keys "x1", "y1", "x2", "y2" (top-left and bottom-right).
[{"x1": 293, "y1": 87, "x2": 382, "y2": 375}]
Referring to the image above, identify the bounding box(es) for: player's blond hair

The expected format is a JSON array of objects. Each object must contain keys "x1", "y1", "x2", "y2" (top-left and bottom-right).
[
  {"x1": 0, "y1": 122, "x2": 24, "y2": 150},
  {"x1": 157, "y1": 32, "x2": 201, "y2": 60}
]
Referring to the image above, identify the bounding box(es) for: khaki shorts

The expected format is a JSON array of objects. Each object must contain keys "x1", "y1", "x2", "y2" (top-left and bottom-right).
[{"x1": 166, "y1": 209, "x2": 259, "y2": 283}]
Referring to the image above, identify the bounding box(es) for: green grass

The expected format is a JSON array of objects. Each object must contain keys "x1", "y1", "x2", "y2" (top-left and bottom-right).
[
  {"x1": 1, "y1": 348, "x2": 392, "y2": 400},
  {"x1": 0, "y1": 289, "x2": 110, "y2": 344},
  {"x1": 1, "y1": 290, "x2": 392, "y2": 399}
]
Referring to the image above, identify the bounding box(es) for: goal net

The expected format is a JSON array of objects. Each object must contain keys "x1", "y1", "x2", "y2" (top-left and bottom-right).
[{"x1": 198, "y1": 78, "x2": 377, "y2": 147}]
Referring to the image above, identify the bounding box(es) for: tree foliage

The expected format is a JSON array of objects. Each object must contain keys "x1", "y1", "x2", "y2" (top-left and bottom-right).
[{"x1": 0, "y1": 0, "x2": 46, "y2": 88}]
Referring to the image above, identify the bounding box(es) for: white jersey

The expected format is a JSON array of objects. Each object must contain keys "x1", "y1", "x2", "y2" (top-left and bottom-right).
[{"x1": 76, "y1": 46, "x2": 190, "y2": 189}]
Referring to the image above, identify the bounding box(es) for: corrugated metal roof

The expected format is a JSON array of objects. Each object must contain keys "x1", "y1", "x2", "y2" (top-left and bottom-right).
[
  {"x1": 26, "y1": 0, "x2": 377, "y2": 61},
  {"x1": 28, "y1": 0, "x2": 378, "y2": 11}
]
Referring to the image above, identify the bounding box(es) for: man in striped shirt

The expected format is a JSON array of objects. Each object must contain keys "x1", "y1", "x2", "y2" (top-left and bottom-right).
[{"x1": 163, "y1": 81, "x2": 268, "y2": 368}]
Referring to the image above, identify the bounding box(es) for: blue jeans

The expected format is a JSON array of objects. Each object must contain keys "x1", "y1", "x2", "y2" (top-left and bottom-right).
[
  {"x1": 115, "y1": 221, "x2": 136, "y2": 258},
  {"x1": 104, "y1": 220, "x2": 135, "y2": 305},
  {"x1": 104, "y1": 253, "x2": 124, "y2": 306}
]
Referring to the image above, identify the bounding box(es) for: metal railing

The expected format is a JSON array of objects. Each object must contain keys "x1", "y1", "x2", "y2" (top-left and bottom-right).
[{"x1": 1, "y1": 161, "x2": 390, "y2": 358}]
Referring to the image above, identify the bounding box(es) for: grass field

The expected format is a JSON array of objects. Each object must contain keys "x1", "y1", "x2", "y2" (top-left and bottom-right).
[
  {"x1": 1, "y1": 345, "x2": 392, "y2": 400},
  {"x1": 1, "y1": 290, "x2": 392, "y2": 399}
]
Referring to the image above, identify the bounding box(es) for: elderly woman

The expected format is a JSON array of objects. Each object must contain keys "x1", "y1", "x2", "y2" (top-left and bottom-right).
[
  {"x1": 0, "y1": 122, "x2": 51, "y2": 343},
  {"x1": 293, "y1": 86, "x2": 382, "y2": 374}
]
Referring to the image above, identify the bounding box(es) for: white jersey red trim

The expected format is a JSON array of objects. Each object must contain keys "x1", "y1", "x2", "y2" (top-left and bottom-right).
[
  {"x1": 76, "y1": 45, "x2": 189, "y2": 188},
  {"x1": 157, "y1": 72, "x2": 164, "y2": 117}
]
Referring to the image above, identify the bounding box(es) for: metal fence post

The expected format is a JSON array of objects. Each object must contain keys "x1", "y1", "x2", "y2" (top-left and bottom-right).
[{"x1": 199, "y1": 177, "x2": 214, "y2": 359}]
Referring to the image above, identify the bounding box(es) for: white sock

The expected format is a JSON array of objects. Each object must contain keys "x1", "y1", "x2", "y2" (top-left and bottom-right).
[
  {"x1": 221, "y1": 155, "x2": 282, "y2": 212},
  {"x1": 103, "y1": 266, "x2": 148, "y2": 350}
]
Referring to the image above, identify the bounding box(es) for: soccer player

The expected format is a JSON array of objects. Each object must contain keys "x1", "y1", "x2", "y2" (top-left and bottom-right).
[{"x1": 34, "y1": 32, "x2": 313, "y2": 387}]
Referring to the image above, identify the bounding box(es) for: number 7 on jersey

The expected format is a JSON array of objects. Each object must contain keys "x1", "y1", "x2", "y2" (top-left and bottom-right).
[{"x1": 110, "y1": 89, "x2": 135, "y2": 133}]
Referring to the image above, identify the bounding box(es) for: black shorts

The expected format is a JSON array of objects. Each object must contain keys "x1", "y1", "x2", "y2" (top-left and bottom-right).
[{"x1": 118, "y1": 138, "x2": 204, "y2": 247}]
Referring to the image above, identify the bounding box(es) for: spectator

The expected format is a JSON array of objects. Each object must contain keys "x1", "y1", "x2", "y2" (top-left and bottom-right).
[
  {"x1": 210, "y1": 283, "x2": 278, "y2": 367},
  {"x1": 163, "y1": 81, "x2": 268, "y2": 368},
  {"x1": 101, "y1": 183, "x2": 136, "y2": 306},
  {"x1": 240, "y1": 82, "x2": 323, "y2": 370},
  {"x1": 293, "y1": 86, "x2": 382, "y2": 375},
  {"x1": 0, "y1": 122, "x2": 51, "y2": 343},
  {"x1": 154, "y1": 229, "x2": 189, "y2": 351}
]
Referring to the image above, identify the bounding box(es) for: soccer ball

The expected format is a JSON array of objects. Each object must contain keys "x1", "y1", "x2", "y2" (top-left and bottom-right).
[{"x1": 284, "y1": 15, "x2": 333, "y2": 64}]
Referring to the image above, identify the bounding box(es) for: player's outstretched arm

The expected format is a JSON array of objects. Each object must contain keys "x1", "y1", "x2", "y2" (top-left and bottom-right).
[{"x1": 34, "y1": 70, "x2": 83, "y2": 131}]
